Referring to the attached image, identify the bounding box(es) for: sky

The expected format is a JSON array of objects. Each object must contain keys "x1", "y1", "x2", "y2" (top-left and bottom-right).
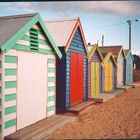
[{"x1": 0, "y1": 1, "x2": 140, "y2": 55}]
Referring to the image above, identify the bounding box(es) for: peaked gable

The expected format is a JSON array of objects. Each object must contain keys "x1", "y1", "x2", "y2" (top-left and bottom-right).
[
  {"x1": 118, "y1": 48, "x2": 126, "y2": 60},
  {"x1": 67, "y1": 27, "x2": 87, "y2": 54},
  {"x1": 88, "y1": 44, "x2": 103, "y2": 62},
  {"x1": 103, "y1": 52, "x2": 117, "y2": 67},
  {"x1": 0, "y1": 13, "x2": 62, "y2": 58},
  {"x1": 46, "y1": 18, "x2": 88, "y2": 54},
  {"x1": 124, "y1": 49, "x2": 134, "y2": 60},
  {"x1": 64, "y1": 18, "x2": 88, "y2": 54},
  {"x1": 99, "y1": 46, "x2": 125, "y2": 60}
]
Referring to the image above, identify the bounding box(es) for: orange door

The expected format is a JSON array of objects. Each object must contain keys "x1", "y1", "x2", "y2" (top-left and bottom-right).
[
  {"x1": 108, "y1": 63, "x2": 113, "y2": 91},
  {"x1": 104, "y1": 62, "x2": 113, "y2": 92},
  {"x1": 104, "y1": 63, "x2": 109, "y2": 92}
]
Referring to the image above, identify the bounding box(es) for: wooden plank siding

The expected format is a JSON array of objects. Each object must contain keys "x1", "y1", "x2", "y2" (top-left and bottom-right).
[
  {"x1": 66, "y1": 28, "x2": 87, "y2": 110},
  {"x1": 56, "y1": 27, "x2": 87, "y2": 112},
  {"x1": 124, "y1": 54, "x2": 133, "y2": 85},
  {"x1": 116, "y1": 52, "x2": 125, "y2": 86},
  {"x1": 102, "y1": 57, "x2": 116, "y2": 92},
  {"x1": 88, "y1": 50, "x2": 102, "y2": 97},
  {"x1": 1, "y1": 23, "x2": 57, "y2": 137},
  {"x1": 56, "y1": 48, "x2": 66, "y2": 112}
]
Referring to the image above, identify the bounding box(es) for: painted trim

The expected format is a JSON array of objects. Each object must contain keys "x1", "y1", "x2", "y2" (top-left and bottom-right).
[
  {"x1": 5, "y1": 81, "x2": 16, "y2": 89},
  {"x1": 0, "y1": 61, "x2": 1, "y2": 68},
  {"x1": 5, "y1": 106, "x2": 16, "y2": 115},
  {"x1": 38, "y1": 15, "x2": 62, "y2": 58},
  {"x1": 48, "y1": 77, "x2": 55, "y2": 82},
  {"x1": 5, "y1": 69, "x2": 17, "y2": 76},
  {"x1": 88, "y1": 44, "x2": 103, "y2": 62},
  {"x1": 48, "y1": 95, "x2": 54, "y2": 102},
  {"x1": 0, "y1": 14, "x2": 62, "y2": 59},
  {"x1": 48, "y1": 68, "x2": 55, "y2": 73},
  {"x1": 64, "y1": 18, "x2": 88, "y2": 54},
  {"x1": 5, "y1": 119, "x2": 16, "y2": 129},
  {"x1": 21, "y1": 34, "x2": 49, "y2": 46},
  {"x1": 124, "y1": 50, "x2": 134, "y2": 60},
  {"x1": 48, "y1": 58, "x2": 55, "y2": 63},
  {"x1": 5, "y1": 56, "x2": 17, "y2": 63},
  {"x1": 117, "y1": 48, "x2": 126, "y2": 60},
  {"x1": 12, "y1": 44, "x2": 56, "y2": 55},
  {"x1": 47, "y1": 105, "x2": 55, "y2": 112},
  {"x1": 103, "y1": 52, "x2": 117, "y2": 67},
  {"x1": 48, "y1": 86, "x2": 55, "y2": 91},
  {"x1": 5, "y1": 94, "x2": 16, "y2": 102}
]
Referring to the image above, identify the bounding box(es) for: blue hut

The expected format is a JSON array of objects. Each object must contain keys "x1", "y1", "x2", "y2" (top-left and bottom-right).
[
  {"x1": 46, "y1": 18, "x2": 88, "y2": 112},
  {"x1": 124, "y1": 49, "x2": 134, "y2": 85}
]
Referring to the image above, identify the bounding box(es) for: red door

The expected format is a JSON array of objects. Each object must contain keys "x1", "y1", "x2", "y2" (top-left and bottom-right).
[{"x1": 70, "y1": 52, "x2": 84, "y2": 107}]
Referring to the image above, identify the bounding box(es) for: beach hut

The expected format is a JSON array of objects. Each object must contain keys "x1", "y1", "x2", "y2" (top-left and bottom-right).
[
  {"x1": 46, "y1": 18, "x2": 88, "y2": 112},
  {"x1": 98, "y1": 49, "x2": 117, "y2": 92},
  {"x1": 99, "y1": 46, "x2": 125, "y2": 87},
  {"x1": 124, "y1": 49, "x2": 134, "y2": 85},
  {"x1": 0, "y1": 13, "x2": 62, "y2": 138},
  {"x1": 87, "y1": 44, "x2": 103, "y2": 97}
]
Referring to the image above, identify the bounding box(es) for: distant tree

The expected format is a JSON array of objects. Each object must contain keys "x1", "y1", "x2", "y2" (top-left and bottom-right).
[{"x1": 133, "y1": 54, "x2": 140, "y2": 69}]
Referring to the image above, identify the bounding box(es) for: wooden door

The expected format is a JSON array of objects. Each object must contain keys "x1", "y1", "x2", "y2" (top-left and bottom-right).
[
  {"x1": 128, "y1": 63, "x2": 132, "y2": 84},
  {"x1": 104, "y1": 63, "x2": 109, "y2": 91},
  {"x1": 117, "y1": 62, "x2": 123, "y2": 86},
  {"x1": 91, "y1": 62, "x2": 99, "y2": 97},
  {"x1": 17, "y1": 51, "x2": 47, "y2": 130},
  {"x1": 108, "y1": 63, "x2": 113, "y2": 91},
  {"x1": 77, "y1": 53, "x2": 84, "y2": 102},
  {"x1": 104, "y1": 62, "x2": 113, "y2": 92},
  {"x1": 70, "y1": 52, "x2": 84, "y2": 107}
]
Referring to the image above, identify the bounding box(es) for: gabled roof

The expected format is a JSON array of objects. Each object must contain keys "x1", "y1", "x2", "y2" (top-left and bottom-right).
[
  {"x1": 102, "y1": 52, "x2": 117, "y2": 67},
  {"x1": 45, "y1": 18, "x2": 88, "y2": 54},
  {"x1": 124, "y1": 49, "x2": 134, "y2": 60},
  {"x1": 99, "y1": 46, "x2": 125, "y2": 59},
  {"x1": 88, "y1": 44, "x2": 103, "y2": 61},
  {"x1": 0, "y1": 13, "x2": 62, "y2": 58}
]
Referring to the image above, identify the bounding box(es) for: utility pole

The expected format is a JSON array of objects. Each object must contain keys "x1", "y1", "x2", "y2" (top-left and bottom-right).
[
  {"x1": 127, "y1": 19, "x2": 138, "y2": 50},
  {"x1": 101, "y1": 35, "x2": 104, "y2": 47}
]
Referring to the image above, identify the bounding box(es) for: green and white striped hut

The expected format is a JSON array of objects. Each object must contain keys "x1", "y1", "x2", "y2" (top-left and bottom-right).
[{"x1": 0, "y1": 13, "x2": 62, "y2": 139}]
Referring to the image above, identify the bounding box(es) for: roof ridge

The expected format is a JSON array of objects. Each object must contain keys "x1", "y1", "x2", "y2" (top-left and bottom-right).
[
  {"x1": 99, "y1": 45, "x2": 122, "y2": 48},
  {"x1": 45, "y1": 17, "x2": 78, "y2": 23},
  {"x1": 0, "y1": 13, "x2": 38, "y2": 20}
]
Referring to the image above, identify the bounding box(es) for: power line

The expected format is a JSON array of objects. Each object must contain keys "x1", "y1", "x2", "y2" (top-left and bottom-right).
[
  {"x1": 84, "y1": 22, "x2": 127, "y2": 30},
  {"x1": 95, "y1": 22, "x2": 126, "y2": 29}
]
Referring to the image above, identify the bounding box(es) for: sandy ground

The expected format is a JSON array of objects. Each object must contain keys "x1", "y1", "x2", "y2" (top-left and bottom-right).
[{"x1": 49, "y1": 87, "x2": 140, "y2": 139}]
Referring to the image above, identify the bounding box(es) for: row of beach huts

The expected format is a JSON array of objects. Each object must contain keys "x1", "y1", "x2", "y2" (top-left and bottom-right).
[{"x1": 0, "y1": 13, "x2": 133, "y2": 138}]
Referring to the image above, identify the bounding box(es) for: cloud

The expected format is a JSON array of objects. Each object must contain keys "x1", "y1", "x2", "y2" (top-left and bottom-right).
[
  {"x1": 46, "y1": 1, "x2": 140, "y2": 15},
  {"x1": 1, "y1": 1, "x2": 140, "y2": 16}
]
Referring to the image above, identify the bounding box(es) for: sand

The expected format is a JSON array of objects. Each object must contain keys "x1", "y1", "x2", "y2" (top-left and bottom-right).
[{"x1": 49, "y1": 87, "x2": 140, "y2": 139}]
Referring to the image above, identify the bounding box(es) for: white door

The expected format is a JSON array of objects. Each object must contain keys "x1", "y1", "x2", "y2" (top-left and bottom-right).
[
  {"x1": 17, "y1": 51, "x2": 48, "y2": 130},
  {"x1": 117, "y1": 62, "x2": 123, "y2": 86}
]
